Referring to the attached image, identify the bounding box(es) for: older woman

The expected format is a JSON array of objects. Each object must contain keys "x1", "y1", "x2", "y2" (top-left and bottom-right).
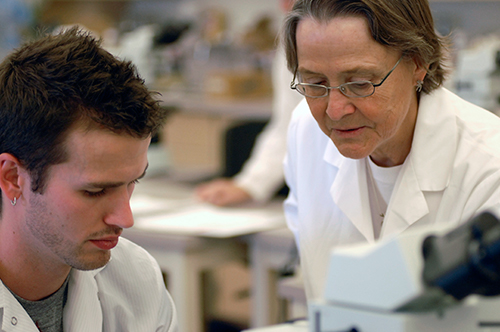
[{"x1": 282, "y1": 0, "x2": 500, "y2": 300}]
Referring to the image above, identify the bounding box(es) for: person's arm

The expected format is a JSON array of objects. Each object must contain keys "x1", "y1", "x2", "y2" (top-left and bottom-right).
[
  {"x1": 196, "y1": 49, "x2": 302, "y2": 206},
  {"x1": 234, "y1": 47, "x2": 303, "y2": 202},
  {"x1": 195, "y1": 178, "x2": 252, "y2": 206}
]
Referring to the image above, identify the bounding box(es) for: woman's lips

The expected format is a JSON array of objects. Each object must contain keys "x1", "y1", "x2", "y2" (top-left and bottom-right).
[{"x1": 332, "y1": 126, "x2": 365, "y2": 137}]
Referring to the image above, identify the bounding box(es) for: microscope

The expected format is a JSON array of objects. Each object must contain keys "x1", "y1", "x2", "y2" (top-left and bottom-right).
[{"x1": 310, "y1": 209, "x2": 500, "y2": 332}]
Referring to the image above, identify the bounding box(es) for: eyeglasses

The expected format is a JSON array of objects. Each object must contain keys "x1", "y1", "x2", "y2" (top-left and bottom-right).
[{"x1": 290, "y1": 56, "x2": 403, "y2": 98}]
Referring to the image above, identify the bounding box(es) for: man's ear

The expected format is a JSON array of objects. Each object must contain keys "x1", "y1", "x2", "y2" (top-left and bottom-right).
[{"x1": 0, "y1": 153, "x2": 25, "y2": 203}]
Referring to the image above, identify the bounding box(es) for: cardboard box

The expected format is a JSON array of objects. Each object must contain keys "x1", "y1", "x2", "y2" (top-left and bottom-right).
[{"x1": 205, "y1": 70, "x2": 272, "y2": 99}]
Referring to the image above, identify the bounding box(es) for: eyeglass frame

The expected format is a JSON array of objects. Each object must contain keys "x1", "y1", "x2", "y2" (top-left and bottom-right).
[{"x1": 290, "y1": 56, "x2": 404, "y2": 99}]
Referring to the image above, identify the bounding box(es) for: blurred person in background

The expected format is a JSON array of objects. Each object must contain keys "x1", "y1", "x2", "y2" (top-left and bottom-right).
[{"x1": 196, "y1": 0, "x2": 303, "y2": 206}]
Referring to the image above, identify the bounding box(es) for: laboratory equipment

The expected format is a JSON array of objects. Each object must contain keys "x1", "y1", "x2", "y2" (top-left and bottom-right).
[{"x1": 310, "y1": 209, "x2": 500, "y2": 332}]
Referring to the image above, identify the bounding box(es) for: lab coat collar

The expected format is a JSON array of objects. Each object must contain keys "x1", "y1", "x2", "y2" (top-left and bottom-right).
[
  {"x1": 382, "y1": 88, "x2": 457, "y2": 236},
  {"x1": 0, "y1": 279, "x2": 40, "y2": 331},
  {"x1": 0, "y1": 260, "x2": 110, "y2": 332},
  {"x1": 383, "y1": 159, "x2": 429, "y2": 237},
  {"x1": 327, "y1": 149, "x2": 375, "y2": 242},
  {"x1": 324, "y1": 87, "x2": 458, "y2": 240},
  {"x1": 409, "y1": 88, "x2": 457, "y2": 191},
  {"x1": 63, "y1": 265, "x2": 107, "y2": 332}
]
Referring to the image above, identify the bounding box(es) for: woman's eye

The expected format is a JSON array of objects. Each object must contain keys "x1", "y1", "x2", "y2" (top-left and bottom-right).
[
  {"x1": 311, "y1": 80, "x2": 327, "y2": 86},
  {"x1": 350, "y1": 82, "x2": 372, "y2": 89},
  {"x1": 349, "y1": 76, "x2": 372, "y2": 83},
  {"x1": 301, "y1": 76, "x2": 326, "y2": 85}
]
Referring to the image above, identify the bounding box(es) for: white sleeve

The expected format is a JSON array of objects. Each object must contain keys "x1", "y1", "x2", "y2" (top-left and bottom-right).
[{"x1": 283, "y1": 100, "x2": 310, "y2": 250}]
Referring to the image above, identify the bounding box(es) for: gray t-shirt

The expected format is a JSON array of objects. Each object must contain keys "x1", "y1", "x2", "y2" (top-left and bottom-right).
[{"x1": 11, "y1": 277, "x2": 69, "y2": 332}]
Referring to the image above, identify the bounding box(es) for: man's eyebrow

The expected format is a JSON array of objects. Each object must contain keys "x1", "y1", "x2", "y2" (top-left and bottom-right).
[{"x1": 87, "y1": 164, "x2": 148, "y2": 189}]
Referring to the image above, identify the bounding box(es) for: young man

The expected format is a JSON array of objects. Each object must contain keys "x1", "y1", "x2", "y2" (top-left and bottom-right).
[{"x1": 0, "y1": 27, "x2": 178, "y2": 331}]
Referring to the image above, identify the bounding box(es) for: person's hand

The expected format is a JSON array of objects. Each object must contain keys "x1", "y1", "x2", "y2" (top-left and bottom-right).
[{"x1": 195, "y1": 178, "x2": 252, "y2": 206}]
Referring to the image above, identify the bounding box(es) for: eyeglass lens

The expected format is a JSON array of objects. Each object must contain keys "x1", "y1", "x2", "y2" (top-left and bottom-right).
[
  {"x1": 293, "y1": 56, "x2": 403, "y2": 98},
  {"x1": 296, "y1": 81, "x2": 375, "y2": 98}
]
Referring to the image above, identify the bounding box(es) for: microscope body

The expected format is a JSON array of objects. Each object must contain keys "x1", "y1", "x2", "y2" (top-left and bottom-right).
[{"x1": 310, "y1": 211, "x2": 500, "y2": 332}]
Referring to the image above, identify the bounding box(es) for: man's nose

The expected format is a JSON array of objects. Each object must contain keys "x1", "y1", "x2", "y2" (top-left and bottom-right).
[{"x1": 103, "y1": 189, "x2": 134, "y2": 229}]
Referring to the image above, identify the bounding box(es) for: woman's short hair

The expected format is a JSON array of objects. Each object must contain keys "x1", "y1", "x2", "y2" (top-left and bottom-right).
[{"x1": 282, "y1": 0, "x2": 450, "y2": 94}]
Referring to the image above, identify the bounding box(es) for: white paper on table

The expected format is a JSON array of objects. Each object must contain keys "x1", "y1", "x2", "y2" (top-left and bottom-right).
[
  {"x1": 241, "y1": 319, "x2": 308, "y2": 331},
  {"x1": 133, "y1": 203, "x2": 286, "y2": 237},
  {"x1": 130, "y1": 194, "x2": 193, "y2": 216}
]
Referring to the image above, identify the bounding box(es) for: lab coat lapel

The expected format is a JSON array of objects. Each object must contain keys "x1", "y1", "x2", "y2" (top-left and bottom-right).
[
  {"x1": 63, "y1": 268, "x2": 104, "y2": 332},
  {"x1": 382, "y1": 159, "x2": 429, "y2": 237},
  {"x1": 409, "y1": 88, "x2": 456, "y2": 192},
  {"x1": 324, "y1": 89, "x2": 457, "y2": 242},
  {"x1": 328, "y1": 149, "x2": 374, "y2": 242},
  {"x1": 381, "y1": 88, "x2": 457, "y2": 237}
]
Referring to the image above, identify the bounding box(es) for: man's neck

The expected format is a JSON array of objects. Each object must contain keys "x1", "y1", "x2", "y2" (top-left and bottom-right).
[
  {"x1": 11, "y1": 275, "x2": 69, "y2": 332},
  {"x1": 0, "y1": 266, "x2": 70, "y2": 301},
  {"x1": 0, "y1": 258, "x2": 71, "y2": 301},
  {"x1": 0, "y1": 221, "x2": 71, "y2": 301}
]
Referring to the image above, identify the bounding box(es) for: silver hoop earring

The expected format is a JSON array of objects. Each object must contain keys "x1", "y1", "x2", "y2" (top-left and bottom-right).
[
  {"x1": 416, "y1": 80, "x2": 423, "y2": 92},
  {"x1": 10, "y1": 197, "x2": 17, "y2": 206}
]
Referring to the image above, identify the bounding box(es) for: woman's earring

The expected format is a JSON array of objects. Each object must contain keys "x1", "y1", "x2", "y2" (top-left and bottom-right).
[
  {"x1": 416, "y1": 80, "x2": 424, "y2": 92},
  {"x1": 11, "y1": 196, "x2": 17, "y2": 206}
]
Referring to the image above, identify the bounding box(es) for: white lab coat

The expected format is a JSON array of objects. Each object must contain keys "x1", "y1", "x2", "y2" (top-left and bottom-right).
[
  {"x1": 0, "y1": 238, "x2": 178, "y2": 332},
  {"x1": 284, "y1": 87, "x2": 500, "y2": 300}
]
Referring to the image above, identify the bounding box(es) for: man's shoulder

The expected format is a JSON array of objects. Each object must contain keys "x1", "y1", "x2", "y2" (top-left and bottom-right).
[
  {"x1": 106, "y1": 237, "x2": 159, "y2": 275},
  {"x1": 95, "y1": 237, "x2": 165, "y2": 305},
  {"x1": 112, "y1": 236, "x2": 150, "y2": 259},
  {"x1": 90, "y1": 237, "x2": 177, "y2": 331}
]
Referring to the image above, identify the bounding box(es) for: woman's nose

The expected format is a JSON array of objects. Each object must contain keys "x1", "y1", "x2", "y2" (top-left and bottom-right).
[{"x1": 325, "y1": 89, "x2": 356, "y2": 121}]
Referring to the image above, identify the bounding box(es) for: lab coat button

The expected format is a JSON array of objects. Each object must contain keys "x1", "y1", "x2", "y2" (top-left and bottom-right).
[{"x1": 11, "y1": 316, "x2": 18, "y2": 325}]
